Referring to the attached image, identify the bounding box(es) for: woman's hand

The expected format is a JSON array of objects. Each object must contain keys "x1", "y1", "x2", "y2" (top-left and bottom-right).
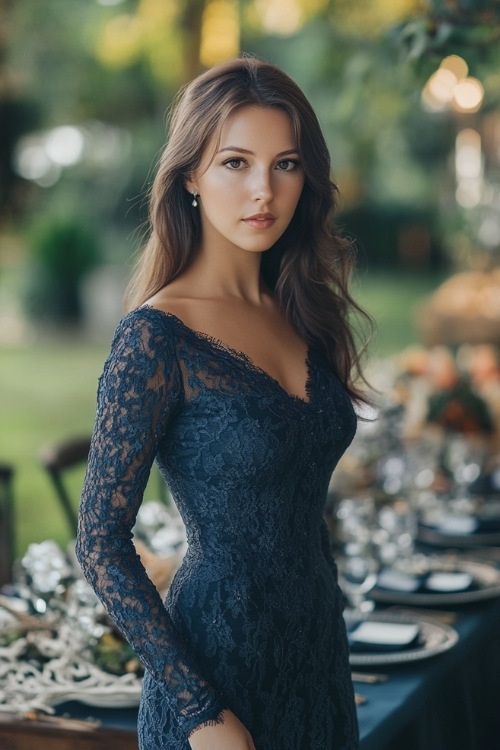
[{"x1": 188, "y1": 709, "x2": 256, "y2": 750}]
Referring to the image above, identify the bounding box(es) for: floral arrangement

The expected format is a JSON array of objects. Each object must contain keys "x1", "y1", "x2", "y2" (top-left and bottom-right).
[
  {"x1": 426, "y1": 379, "x2": 494, "y2": 434},
  {"x1": 393, "y1": 344, "x2": 500, "y2": 441}
]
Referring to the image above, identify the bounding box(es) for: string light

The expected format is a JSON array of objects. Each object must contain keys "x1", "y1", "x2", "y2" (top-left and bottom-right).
[{"x1": 421, "y1": 55, "x2": 484, "y2": 113}]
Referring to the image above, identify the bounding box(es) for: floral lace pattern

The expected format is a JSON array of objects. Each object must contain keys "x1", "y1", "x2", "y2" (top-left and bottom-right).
[{"x1": 76, "y1": 307, "x2": 359, "y2": 750}]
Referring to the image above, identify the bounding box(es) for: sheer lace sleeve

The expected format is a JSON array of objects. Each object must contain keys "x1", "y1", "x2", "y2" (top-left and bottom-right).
[{"x1": 75, "y1": 309, "x2": 224, "y2": 737}]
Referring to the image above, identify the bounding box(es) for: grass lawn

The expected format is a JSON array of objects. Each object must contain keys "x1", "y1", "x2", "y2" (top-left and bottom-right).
[{"x1": 0, "y1": 270, "x2": 444, "y2": 558}]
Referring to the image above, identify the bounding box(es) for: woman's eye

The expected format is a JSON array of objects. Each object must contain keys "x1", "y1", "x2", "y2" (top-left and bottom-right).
[
  {"x1": 276, "y1": 159, "x2": 299, "y2": 171},
  {"x1": 224, "y1": 158, "x2": 244, "y2": 169}
]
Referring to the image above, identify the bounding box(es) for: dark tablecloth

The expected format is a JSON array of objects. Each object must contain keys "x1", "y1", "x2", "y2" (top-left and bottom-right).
[
  {"x1": 358, "y1": 596, "x2": 500, "y2": 750},
  {"x1": 50, "y1": 595, "x2": 500, "y2": 750}
]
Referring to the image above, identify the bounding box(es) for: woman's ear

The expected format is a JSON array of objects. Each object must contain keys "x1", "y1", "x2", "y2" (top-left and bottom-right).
[{"x1": 184, "y1": 175, "x2": 197, "y2": 195}]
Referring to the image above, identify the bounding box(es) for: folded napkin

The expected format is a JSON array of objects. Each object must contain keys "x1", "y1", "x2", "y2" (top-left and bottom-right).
[
  {"x1": 376, "y1": 567, "x2": 474, "y2": 595},
  {"x1": 348, "y1": 620, "x2": 421, "y2": 652}
]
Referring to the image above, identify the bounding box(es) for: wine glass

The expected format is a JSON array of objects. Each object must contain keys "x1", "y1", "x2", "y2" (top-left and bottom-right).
[
  {"x1": 335, "y1": 497, "x2": 378, "y2": 618},
  {"x1": 376, "y1": 498, "x2": 417, "y2": 570},
  {"x1": 336, "y1": 541, "x2": 378, "y2": 618}
]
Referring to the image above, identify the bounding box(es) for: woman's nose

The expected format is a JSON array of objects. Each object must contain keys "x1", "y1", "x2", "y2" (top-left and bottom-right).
[{"x1": 251, "y1": 168, "x2": 273, "y2": 202}]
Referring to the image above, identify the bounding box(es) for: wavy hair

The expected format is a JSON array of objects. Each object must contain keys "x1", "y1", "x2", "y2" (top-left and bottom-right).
[{"x1": 126, "y1": 56, "x2": 372, "y2": 403}]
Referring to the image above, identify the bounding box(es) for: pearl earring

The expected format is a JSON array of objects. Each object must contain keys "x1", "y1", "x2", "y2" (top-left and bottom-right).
[{"x1": 191, "y1": 192, "x2": 199, "y2": 207}]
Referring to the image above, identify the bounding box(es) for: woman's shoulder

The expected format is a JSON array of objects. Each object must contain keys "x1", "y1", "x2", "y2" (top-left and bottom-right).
[
  {"x1": 118, "y1": 303, "x2": 183, "y2": 331},
  {"x1": 109, "y1": 305, "x2": 185, "y2": 357},
  {"x1": 141, "y1": 284, "x2": 203, "y2": 329}
]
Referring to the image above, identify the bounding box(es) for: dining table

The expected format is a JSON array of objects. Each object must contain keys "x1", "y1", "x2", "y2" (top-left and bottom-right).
[
  {"x1": 1, "y1": 582, "x2": 499, "y2": 750},
  {"x1": 357, "y1": 593, "x2": 500, "y2": 750}
]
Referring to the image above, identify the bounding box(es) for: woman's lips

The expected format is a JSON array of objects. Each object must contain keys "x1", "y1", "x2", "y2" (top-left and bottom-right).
[{"x1": 242, "y1": 213, "x2": 276, "y2": 230}]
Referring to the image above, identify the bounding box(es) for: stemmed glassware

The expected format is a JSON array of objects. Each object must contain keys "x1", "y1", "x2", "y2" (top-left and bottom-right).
[
  {"x1": 335, "y1": 497, "x2": 379, "y2": 619},
  {"x1": 376, "y1": 498, "x2": 418, "y2": 570},
  {"x1": 16, "y1": 539, "x2": 74, "y2": 615}
]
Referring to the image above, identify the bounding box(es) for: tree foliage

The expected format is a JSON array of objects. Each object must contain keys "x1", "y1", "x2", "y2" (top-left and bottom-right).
[
  {"x1": 395, "y1": 0, "x2": 500, "y2": 63},
  {"x1": 2, "y1": 0, "x2": 500, "y2": 281}
]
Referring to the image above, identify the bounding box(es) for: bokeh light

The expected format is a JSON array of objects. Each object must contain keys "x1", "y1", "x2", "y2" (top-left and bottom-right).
[
  {"x1": 453, "y1": 78, "x2": 485, "y2": 113},
  {"x1": 422, "y1": 55, "x2": 484, "y2": 114},
  {"x1": 200, "y1": 0, "x2": 240, "y2": 67}
]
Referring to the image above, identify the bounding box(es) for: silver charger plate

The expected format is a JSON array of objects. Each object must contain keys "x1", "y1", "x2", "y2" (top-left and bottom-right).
[
  {"x1": 346, "y1": 610, "x2": 458, "y2": 666},
  {"x1": 371, "y1": 558, "x2": 500, "y2": 606}
]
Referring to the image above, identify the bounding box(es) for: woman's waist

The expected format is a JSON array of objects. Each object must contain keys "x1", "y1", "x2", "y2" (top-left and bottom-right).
[
  {"x1": 181, "y1": 539, "x2": 329, "y2": 578},
  {"x1": 168, "y1": 567, "x2": 338, "y2": 624},
  {"x1": 170, "y1": 547, "x2": 338, "y2": 606}
]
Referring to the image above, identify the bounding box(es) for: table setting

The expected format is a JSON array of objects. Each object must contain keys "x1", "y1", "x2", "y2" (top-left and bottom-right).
[
  {"x1": 320, "y1": 342, "x2": 500, "y2": 747},
  {"x1": 1, "y1": 341, "x2": 500, "y2": 749},
  {"x1": 0, "y1": 502, "x2": 186, "y2": 718}
]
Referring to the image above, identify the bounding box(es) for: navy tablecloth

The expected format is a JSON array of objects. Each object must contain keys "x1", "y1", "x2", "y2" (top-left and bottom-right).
[
  {"x1": 52, "y1": 596, "x2": 500, "y2": 750},
  {"x1": 358, "y1": 596, "x2": 500, "y2": 750}
]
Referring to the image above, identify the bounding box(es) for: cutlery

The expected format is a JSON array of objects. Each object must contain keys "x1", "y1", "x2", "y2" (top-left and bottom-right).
[
  {"x1": 351, "y1": 671, "x2": 388, "y2": 683},
  {"x1": 23, "y1": 711, "x2": 101, "y2": 730},
  {"x1": 386, "y1": 605, "x2": 457, "y2": 624}
]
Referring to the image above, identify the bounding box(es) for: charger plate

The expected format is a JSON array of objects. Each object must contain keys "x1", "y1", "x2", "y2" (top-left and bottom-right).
[
  {"x1": 371, "y1": 558, "x2": 500, "y2": 607},
  {"x1": 345, "y1": 610, "x2": 458, "y2": 666}
]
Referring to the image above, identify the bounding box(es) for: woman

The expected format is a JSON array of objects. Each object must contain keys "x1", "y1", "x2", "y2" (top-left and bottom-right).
[{"x1": 76, "y1": 56, "x2": 370, "y2": 750}]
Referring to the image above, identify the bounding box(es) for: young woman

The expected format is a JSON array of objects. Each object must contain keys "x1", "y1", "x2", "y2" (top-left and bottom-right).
[{"x1": 76, "y1": 56, "x2": 370, "y2": 750}]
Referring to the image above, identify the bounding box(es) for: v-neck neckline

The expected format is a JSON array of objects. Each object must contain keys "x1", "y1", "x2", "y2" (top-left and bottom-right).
[{"x1": 142, "y1": 305, "x2": 314, "y2": 406}]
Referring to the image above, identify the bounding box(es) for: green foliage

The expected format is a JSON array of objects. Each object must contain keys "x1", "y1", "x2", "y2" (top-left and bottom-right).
[
  {"x1": 0, "y1": 98, "x2": 40, "y2": 219},
  {"x1": 339, "y1": 204, "x2": 445, "y2": 270},
  {"x1": 430, "y1": 0, "x2": 500, "y2": 21},
  {"x1": 394, "y1": 0, "x2": 500, "y2": 62},
  {"x1": 25, "y1": 213, "x2": 101, "y2": 323},
  {"x1": 94, "y1": 631, "x2": 144, "y2": 676}
]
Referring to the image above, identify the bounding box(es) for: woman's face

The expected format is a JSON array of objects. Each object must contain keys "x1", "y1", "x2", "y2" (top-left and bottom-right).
[{"x1": 187, "y1": 105, "x2": 304, "y2": 257}]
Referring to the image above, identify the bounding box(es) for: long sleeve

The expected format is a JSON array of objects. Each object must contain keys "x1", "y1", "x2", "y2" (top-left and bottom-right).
[{"x1": 75, "y1": 310, "x2": 224, "y2": 737}]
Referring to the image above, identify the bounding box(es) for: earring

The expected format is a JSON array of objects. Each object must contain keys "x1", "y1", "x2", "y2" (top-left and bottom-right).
[{"x1": 191, "y1": 191, "x2": 199, "y2": 208}]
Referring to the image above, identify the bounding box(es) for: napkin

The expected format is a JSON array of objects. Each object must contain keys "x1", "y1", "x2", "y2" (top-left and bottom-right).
[
  {"x1": 376, "y1": 567, "x2": 474, "y2": 594},
  {"x1": 348, "y1": 620, "x2": 421, "y2": 652}
]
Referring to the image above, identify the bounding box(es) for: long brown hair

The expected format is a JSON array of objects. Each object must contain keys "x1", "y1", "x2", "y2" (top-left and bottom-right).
[{"x1": 126, "y1": 56, "x2": 372, "y2": 403}]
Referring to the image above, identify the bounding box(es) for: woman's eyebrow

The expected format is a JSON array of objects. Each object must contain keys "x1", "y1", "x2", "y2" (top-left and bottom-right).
[{"x1": 217, "y1": 146, "x2": 299, "y2": 157}]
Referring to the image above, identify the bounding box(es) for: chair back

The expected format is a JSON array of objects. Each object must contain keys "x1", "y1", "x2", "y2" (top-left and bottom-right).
[
  {"x1": 0, "y1": 463, "x2": 14, "y2": 586},
  {"x1": 39, "y1": 436, "x2": 91, "y2": 533}
]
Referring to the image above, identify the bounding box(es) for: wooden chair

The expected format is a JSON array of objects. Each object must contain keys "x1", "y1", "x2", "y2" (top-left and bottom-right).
[
  {"x1": 0, "y1": 462, "x2": 14, "y2": 586},
  {"x1": 40, "y1": 435, "x2": 171, "y2": 535},
  {"x1": 39, "y1": 436, "x2": 91, "y2": 534}
]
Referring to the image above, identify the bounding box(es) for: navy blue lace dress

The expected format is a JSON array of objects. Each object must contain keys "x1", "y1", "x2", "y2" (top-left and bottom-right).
[{"x1": 76, "y1": 306, "x2": 359, "y2": 750}]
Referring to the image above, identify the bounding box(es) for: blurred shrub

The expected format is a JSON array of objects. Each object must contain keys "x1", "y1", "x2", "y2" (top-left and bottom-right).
[
  {"x1": 0, "y1": 97, "x2": 40, "y2": 221},
  {"x1": 339, "y1": 203, "x2": 446, "y2": 271},
  {"x1": 25, "y1": 212, "x2": 101, "y2": 324}
]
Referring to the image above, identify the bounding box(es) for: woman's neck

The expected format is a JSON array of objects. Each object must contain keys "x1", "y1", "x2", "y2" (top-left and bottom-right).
[{"x1": 178, "y1": 245, "x2": 266, "y2": 303}]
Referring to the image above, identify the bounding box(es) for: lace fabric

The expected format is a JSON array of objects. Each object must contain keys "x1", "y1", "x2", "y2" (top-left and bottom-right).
[{"x1": 76, "y1": 306, "x2": 360, "y2": 749}]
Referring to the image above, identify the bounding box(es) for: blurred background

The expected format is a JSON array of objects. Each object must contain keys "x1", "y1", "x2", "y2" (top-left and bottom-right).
[{"x1": 1, "y1": 0, "x2": 500, "y2": 557}]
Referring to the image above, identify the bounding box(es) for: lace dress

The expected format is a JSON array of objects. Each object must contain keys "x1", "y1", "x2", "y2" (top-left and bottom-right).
[{"x1": 76, "y1": 306, "x2": 359, "y2": 750}]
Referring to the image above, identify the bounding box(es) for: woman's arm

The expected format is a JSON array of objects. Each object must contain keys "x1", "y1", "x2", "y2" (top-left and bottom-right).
[{"x1": 76, "y1": 310, "x2": 224, "y2": 738}]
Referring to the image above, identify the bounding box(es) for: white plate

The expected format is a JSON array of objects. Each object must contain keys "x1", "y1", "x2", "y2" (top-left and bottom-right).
[
  {"x1": 346, "y1": 611, "x2": 458, "y2": 666},
  {"x1": 47, "y1": 683, "x2": 143, "y2": 708},
  {"x1": 371, "y1": 558, "x2": 500, "y2": 606}
]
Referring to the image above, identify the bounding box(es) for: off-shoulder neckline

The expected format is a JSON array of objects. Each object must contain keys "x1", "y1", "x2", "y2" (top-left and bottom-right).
[{"x1": 138, "y1": 305, "x2": 314, "y2": 406}]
